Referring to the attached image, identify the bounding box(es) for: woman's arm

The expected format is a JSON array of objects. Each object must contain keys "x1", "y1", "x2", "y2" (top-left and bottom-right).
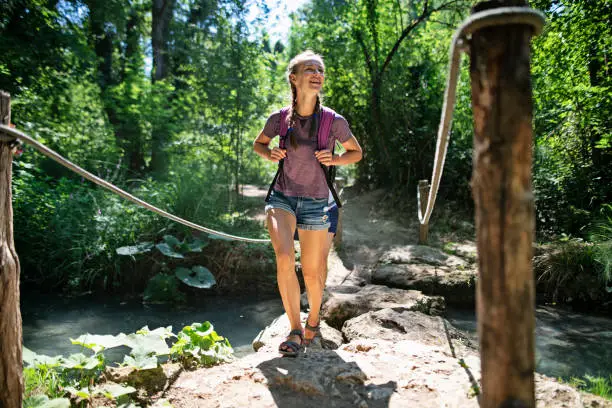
[
  {"x1": 253, "y1": 131, "x2": 286, "y2": 162},
  {"x1": 315, "y1": 135, "x2": 363, "y2": 166}
]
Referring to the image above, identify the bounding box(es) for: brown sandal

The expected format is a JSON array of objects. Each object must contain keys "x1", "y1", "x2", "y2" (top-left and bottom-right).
[
  {"x1": 279, "y1": 329, "x2": 303, "y2": 357},
  {"x1": 303, "y1": 320, "x2": 320, "y2": 346}
]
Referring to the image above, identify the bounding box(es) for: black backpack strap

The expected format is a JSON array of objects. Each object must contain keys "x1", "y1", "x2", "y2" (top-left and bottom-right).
[
  {"x1": 321, "y1": 163, "x2": 342, "y2": 208},
  {"x1": 265, "y1": 109, "x2": 290, "y2": 203},
  {"x1": 321, "y1": 140, "x2": 341, "y2": 208},
  {"x1": 265, "y1": 161, "x2": 282, "y2": 203}
]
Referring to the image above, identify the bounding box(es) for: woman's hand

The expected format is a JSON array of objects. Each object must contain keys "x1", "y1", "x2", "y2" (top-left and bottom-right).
[
  {"x1": 315, "y1": 149, "x2": 335, "y2": 166},
  {"x1": 270, "y1": 147, "x2": 287, "y2": 163}
]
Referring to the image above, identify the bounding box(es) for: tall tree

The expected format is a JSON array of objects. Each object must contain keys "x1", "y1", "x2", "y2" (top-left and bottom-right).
[
  {"x1": 149, "y1": 0, "x2": 176, "y2": 174},
  {"x1": 85, "y1": 0, "x2": 147, "y2": 173},
  {"x1": 351, "y1": 0, "x2": 464, "y2": 184}
]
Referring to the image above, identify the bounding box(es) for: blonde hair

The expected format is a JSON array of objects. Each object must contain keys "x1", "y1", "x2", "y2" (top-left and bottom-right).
[{"x1": 286, "y1": 51, "x2": 325, "y2": 149}]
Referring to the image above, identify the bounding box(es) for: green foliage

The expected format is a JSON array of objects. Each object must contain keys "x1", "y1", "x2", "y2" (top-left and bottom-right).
[
  {"x1": 24, "y1": 322, "x2": 230, "y2": 402},
  {"x1": 534, "y1": 239, "x2": 612, "y2": 306},
  {"x1": 175, "y1": 266, "x2": 216, "y2": 289},
  {"x1": 143, "y1": 274, "x2": 185, "y2": 304},
  {"x1": 23, "y1": 395, "x2": 70, "y2": 408},
  {"x1": 531, "y1": 0, "x2": 612, "y2": 236},
  {"x1": 289, "y1": 0, "x2": 470, "y2": 189},
  {"x1": 170, "y1": 322, "x2": 234, "y2": 367},
  {"x1": 566, "y1": 375, "x2": 612, "y2": 400},
  {"x1": 590, "y1": 204, "x2": 612, "y2": 286}
]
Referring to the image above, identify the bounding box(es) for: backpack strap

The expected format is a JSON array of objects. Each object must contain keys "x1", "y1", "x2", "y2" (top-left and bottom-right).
[
  {"x1": 265, "y1": 107, "x2": 291, "y2": 203},
  {"x1": 317, "y1": 106, "x2": 336, "y2": 150},
  {"x1": 279, "y1": 107, "x2": 290, "y2": 147},
  {"x1": 317, "y1": 106, "x2": 342, "y2": 208}
]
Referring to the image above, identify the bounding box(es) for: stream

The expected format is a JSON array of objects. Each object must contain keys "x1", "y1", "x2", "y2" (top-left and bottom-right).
[
  {"x1": 21, "y1": 294, "x2": 612, "y2": 380},
  {"x1": 446, "y1": 306, "x2": 612, "y2": 379},
  {"x1": 21, "y1": 293, "x2": 284, "y2": 360}
]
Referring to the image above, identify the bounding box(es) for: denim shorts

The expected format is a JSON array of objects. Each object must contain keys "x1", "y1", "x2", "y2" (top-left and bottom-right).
[
  {"x1": 327, "y1": 205, "x2": 339, "y2": 235},
  {"x1": 265, "y1": 189, "x2": 330, "y2": 231}
]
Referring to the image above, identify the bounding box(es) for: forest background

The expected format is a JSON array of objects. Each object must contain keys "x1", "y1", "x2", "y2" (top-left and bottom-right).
[{"x1": 0, "y1": 0, "x2": 610, "y2": 300}]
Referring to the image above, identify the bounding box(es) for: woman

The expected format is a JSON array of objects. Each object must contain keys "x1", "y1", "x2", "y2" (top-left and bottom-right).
[{"x1": 253, "y1": 51, "x2": 362, "y2": 356}]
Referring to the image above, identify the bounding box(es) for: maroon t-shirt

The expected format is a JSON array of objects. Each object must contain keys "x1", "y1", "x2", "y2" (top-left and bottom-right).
[{"x1": 262, "y1": 109, "x2": 353, "y2": 199}]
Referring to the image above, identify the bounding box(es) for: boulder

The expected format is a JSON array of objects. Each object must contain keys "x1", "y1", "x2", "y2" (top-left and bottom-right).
[
  {"x1": 252, "y1": 312, "x2": 343, "y2": 352},
  {"x1": 300, "y1": 285, "x2": 360, "y2": 311},
  {"x1": 342, "y1": 309, "x2": 475, "y2": 354},
  {"x1": 104, "y1": 362, "x2": 182, "y2": 404},
  {"x1": 379, "y1": 245, "x2": 469, "y2": 268},
  {"x1": 372, "y1": 263, "x2": 476, "y2": 307},
  {"x1": 321, "y1": 284, "x2": 445, "y2": 330}
]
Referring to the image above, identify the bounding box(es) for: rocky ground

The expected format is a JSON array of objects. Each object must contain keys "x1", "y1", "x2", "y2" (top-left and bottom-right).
[{"x1": 156, "y1": 189, "x2": 610, "y2": 407}]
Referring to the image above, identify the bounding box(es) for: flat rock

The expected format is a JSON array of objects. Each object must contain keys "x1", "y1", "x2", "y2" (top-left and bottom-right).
[
  {"x1": 444, "y1": 242, "x2": 478, "y2": 262},
  {"x1": 342, "y1": 309, "x2": 474, "y2": 354},
  {"x1": 321, "y1": 284, "x2": 445, "y2": 330},
  {"x1": 105, "y1": 364, "x2": 168, "y2": 394},
  {"x1": 379, "y1": 245, "x2": 469, "y2": 268},
  {"x1": 252, "y1": 312, "x2": 343, "y2": 352},
  {"x1": 372, "y1": 263, "x2": 476, "y2": 307}
]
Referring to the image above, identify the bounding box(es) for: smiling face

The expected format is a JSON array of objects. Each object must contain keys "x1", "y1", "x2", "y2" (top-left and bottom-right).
[{"x1": 290, "y1": 59, "x2": 325, "y2": 97}]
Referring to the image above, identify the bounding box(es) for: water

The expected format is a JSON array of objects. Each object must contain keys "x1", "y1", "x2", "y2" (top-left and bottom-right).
[
  {"x1": 446, "y1": 306, "x2": 612, "y2": 379},
  {"x1": 21, "y1": 293, "x2": 285, "y2": 360},
  {"x1": 21, "y1": 295, "x2": 612, "y2": 380}
]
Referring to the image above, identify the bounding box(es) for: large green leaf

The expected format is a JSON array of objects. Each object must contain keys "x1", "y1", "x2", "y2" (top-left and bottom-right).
[
  {"x1": 175, "y1": 266, "x2": 216, "y2": 288},
  {"x1": 116, "y1": 242, "x2": 154, "y2": 256},
  {"x1": 97, "y1": 383, "x2": 137, "y2": 399},
  {"x1": 123, "y1": 353, "x2": 158, "y2": 370},
  {"x1": 64, "y1": 386, "x2": 92, "y2": 399},
  {"x1": 71, "y1": 333, "x2": 127, "y2": 353},
  {"x1": 187, "y1": 239, "x2": 208, "y2": 252},
  {"x1": 156, "y1": 243, "x2": 185, "y2": 258},
  {"x1": 24, "y1": 396, "x2": 71, "y2": 408},
  {"x1": 61, "y1": 353, "x2": 101, "y2": 370},
  {"x1": 163, "y1": 234, "x2": 181, "y2": 248},
  {"x1": 22, "y1": 347, "x2": 62, "y2": 367},
  {"x1": 124, "y1": 332, "x2": 170, "y2": 356},
  {"x1": 136, "y1": 325, "x2": 175, "y2": 339}
]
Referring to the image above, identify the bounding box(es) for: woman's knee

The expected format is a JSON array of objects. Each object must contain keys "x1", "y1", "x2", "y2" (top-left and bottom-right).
[{"x1": 275, "y1": 250, "x2": 295, "y2": 271}]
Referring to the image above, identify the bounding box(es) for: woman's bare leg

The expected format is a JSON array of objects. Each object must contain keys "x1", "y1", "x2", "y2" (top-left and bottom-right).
[
  {"x1": 322, "y1": 232, "x2": 335, "y2": 284},
  {"x1": 267, "y1": 209, "x2": 302, "y2": 345},
  {"x1": 298, "y1": 228, "x2": 328, "y2": 342}
]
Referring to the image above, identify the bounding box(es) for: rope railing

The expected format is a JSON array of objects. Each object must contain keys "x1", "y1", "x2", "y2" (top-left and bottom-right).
[
  {"x1": 0, "y1": 124, "x2": 271, "y2": 244},
  {"x1": 418, "y1": 7, "x2": 545, "y2": 227}
]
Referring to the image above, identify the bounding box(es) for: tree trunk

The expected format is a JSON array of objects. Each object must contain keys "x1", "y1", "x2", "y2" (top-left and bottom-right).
[
  {"x1": 150, "y1": 0, "x2": 175, "y2": 174},
  {"x1": 0, "y1": 91, "x2": 23, "y2": 408},
  {"x1": 369, "y1": 77, "x2": 391, "y2": 182},
  {"x1": 152, "y1": 0, "x2": 174, "y2": 82},
  {"x1": 470, "y1": 1, "x2": 536, "y2": 407},
  {"x1": 87, "y1": 2, "x2": 145, "y2": 174}
]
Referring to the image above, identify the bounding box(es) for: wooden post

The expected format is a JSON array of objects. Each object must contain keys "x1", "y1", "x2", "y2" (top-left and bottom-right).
[
  {"x1": 0, "y1": 91, "x2": 23, "y2": 408},
  {"x1": 418, "y1": 180, "x2": 430, "y2": 244},
  {"x1": 470, "y1": 2, "x2": 536, "y2": 407}
]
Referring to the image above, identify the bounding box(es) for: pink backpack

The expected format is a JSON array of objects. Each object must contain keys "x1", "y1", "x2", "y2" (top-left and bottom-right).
[{"x1": 265, "y1": 106, "x2": 342, "y2": 207}]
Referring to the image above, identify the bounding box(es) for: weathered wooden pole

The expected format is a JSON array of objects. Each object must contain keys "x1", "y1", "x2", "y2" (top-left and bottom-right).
[
  {"x1": 418, "y1": 180, "x2": 430, "y2": 244},
  {"x1": 470, "y1": 1, "x2": 536, "y2": 407},
  {"x1": 0, "y1": 91, "x2": 23, "y2": 407}
]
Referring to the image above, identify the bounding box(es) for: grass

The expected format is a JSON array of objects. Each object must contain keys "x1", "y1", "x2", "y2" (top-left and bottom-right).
[{"x1": 566, "y1": 375, "x2": 612, "y2": 400}]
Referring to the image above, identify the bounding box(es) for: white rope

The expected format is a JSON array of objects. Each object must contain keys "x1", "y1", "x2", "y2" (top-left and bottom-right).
[
  {"x1": 418, "y1": 7, "x2": 545, "y2": 226},
  {"x1": 0, "y1": 124, "x2": 271, "y2": 244}
]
